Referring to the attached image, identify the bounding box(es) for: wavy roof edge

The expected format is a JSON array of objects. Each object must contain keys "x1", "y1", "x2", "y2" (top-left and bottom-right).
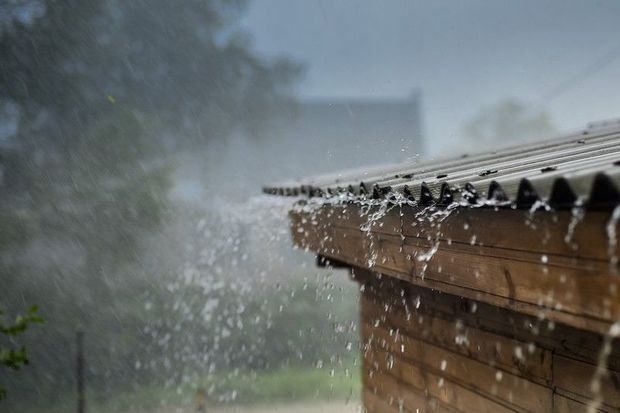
[{"x1": 263, "y1": 120, "x2": 620, "y2": 210}]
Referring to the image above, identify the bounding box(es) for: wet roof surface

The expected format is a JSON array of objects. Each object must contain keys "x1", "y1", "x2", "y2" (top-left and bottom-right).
[{"x1": 264, "y1": 120, "x2": 620, "y2": 209}]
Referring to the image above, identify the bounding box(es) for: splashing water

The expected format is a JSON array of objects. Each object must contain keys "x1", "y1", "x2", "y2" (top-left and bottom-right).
[
  {"x1": 416, "y1": 241, "x2": 439, "y2": 278},
  {"x1": 292, "y1": 188, "x2": 500, "y2": 281},
  {"x1": 587, "y1": 322, "x2": 620, "y2": 413},
  {"x1": 564, "y1": 203, "x2": 585, "y2": 249},
  {"x1": 360, "y1": 198, "x2": 394, "y2": 267},
  {"x1": 606, "y1": 205, "x2": 620, "y2": 272},
  {"x1": 528, "y1": 199, "x2": 551, "y2": 215},
  {"x1": 140, "y1": 194, "x2": 362, "y2": 406}
]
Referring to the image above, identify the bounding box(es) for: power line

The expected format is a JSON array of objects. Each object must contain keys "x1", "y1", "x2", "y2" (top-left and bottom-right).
[{"x1": 536, "y1": 42, "x2": 620, "y2": 106}]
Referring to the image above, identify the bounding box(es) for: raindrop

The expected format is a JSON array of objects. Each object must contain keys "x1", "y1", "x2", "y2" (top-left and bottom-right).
[{"x1": 495, "y1": 371, "x2": 503, "y2": 382}]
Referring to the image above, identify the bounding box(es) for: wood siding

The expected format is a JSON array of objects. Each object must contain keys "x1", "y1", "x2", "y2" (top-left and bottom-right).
[
  {"x1": 358, "y1": 270, "x2": 620, "y2": 413},
  {"x1": 289, "y1": 203, "x2": 620, "y2": 411},
  {"x1": 291, "y1": 204, "x2": 620, "y2": 334}
]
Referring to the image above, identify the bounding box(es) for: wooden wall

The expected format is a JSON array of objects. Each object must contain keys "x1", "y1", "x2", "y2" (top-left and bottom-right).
[
  {"x1": 288, "y1": 203, "x2": 620, "y2": 411},
  {"x1": 357, "y1": 269, "x2": 620, "y2": 413},
  {"x1": 291, "y1": 204, "x2": 620, "y2": 335}
]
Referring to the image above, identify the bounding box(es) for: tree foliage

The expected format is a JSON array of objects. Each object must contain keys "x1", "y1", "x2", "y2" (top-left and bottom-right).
[
  {"x1": 463, "y1": 98, "x2": 556, "y2": 145},
  {"x1": 0, "y1": 306, "x2": 44, "y2": 400},
  {"x1": 0, "y1": 0, "x2": 302, "y2": 406}
]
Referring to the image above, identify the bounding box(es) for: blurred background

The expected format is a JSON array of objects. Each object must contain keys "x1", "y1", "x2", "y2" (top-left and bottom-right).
[{"x1": 1, "y1": 1, "x2": 619, "y2": 412}]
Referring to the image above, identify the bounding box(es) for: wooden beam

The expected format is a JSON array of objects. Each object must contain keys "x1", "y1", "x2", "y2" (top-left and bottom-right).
[{"x1": 291, "y1": 205, "x2": 620, "y2": 333}]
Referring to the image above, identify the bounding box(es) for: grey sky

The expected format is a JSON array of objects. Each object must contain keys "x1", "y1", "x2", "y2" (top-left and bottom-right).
[{"x1": 241, "y1": 0, "x2": 620, "y2": 154}]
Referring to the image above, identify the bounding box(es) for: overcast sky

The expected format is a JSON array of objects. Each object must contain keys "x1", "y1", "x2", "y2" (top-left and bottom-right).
[{"x1": 241, "y1": 0, "x2": 620, "y2": 155}]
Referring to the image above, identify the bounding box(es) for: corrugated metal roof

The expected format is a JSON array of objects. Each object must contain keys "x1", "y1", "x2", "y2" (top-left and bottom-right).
[{"x1": 263, "y1": 120, "x2": 620, "y2": 209}]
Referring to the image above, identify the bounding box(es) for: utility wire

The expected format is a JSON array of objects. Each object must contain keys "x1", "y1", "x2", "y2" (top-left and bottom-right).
[{"x1": 536, "y1": 42, "x2": 620, "y2": 106}]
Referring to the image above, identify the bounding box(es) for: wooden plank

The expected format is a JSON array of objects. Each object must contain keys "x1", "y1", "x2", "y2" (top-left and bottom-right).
[
  {"x1": 357, "y1": 268, "x2": 620, "y2": 413},
  {"x1": 553, "y1": 354, "x2": 620, "y2": 410},
  {"x1": 371, "y1": 232, "x2": 620, "y2": 323},
  {"x1": 468, "y1": 307, "x2": 620, "y2": 372},
  {"x1": 363, "y1": 389, "x2": 402, "y2": 413},
  {"x1": 364, "y1": 369, "x2": 456, "y2": 413},
  {"x1": 362, "y1": 335, "x2": 430, "y2": 413},
  {"x1": 357, "y1": 269, "x2": 620, "y2": 372},
  {"x1": 553, "y1": 393, "x2": 614, "y2": 413},
  {"x1": 361, "y1": 292, "x2": 553, "y2": 385},
  {"x1": 401, "y1": 207, "x2": 618, "y2": 263},
  {"x1": 362, "y1": 321, "x2": 520, "y2": 413},
  {"x1": 363, "y1": 322, "x2": 552, "y2": 413},
  {"x1": 294, "y1": 213, "x2": 620, "y2": 333},
  {"x1": 365, "y1": 347, "x2": 519, "y2": 413},
  {"x1": 294, "y1": 204, "x2": 620, "y2": 261}
]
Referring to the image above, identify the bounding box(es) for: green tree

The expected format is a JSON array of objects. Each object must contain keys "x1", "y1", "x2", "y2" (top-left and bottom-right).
[
  {"x1": 0, "y1": 306, "x2": 43, "y2": 400},
  {"x1": 0, "y1": 0, "x2": 301, "y2": 407},
  {"x1": 463, "y1": 98, "x2": 556, "y2": 145}
]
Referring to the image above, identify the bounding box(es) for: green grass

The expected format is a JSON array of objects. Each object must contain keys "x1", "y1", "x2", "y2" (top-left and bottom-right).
[
  {"x1": 202, "y1": 365, "x2": 360, "y2": 404},
  {"x1": 16, "y1": 365, "x2": 360, "y2": 413}
]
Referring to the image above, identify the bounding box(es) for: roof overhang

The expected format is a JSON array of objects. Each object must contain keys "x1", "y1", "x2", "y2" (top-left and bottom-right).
[
  {"x1": 265, "y1": 122, "x2": 620, "y2": 210},
  {"x1": 265, "y1": 122, "x2": 620, "y2": 334}
]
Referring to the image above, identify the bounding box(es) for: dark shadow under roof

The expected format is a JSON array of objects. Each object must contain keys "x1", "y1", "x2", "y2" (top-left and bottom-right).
[{"x1": 263, "y1": 120, "x2": 620, "y2": 209}]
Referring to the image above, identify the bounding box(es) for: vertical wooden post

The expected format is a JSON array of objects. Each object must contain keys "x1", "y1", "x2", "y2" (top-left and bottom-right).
[{"x1": 76, "y1": 330, "x2": 85, "y2": 413}]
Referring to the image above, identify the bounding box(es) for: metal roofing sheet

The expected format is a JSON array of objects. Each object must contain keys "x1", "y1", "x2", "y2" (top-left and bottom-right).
[{"x1": 263, "y1": 120, "x2": 620, "y2": 209}]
